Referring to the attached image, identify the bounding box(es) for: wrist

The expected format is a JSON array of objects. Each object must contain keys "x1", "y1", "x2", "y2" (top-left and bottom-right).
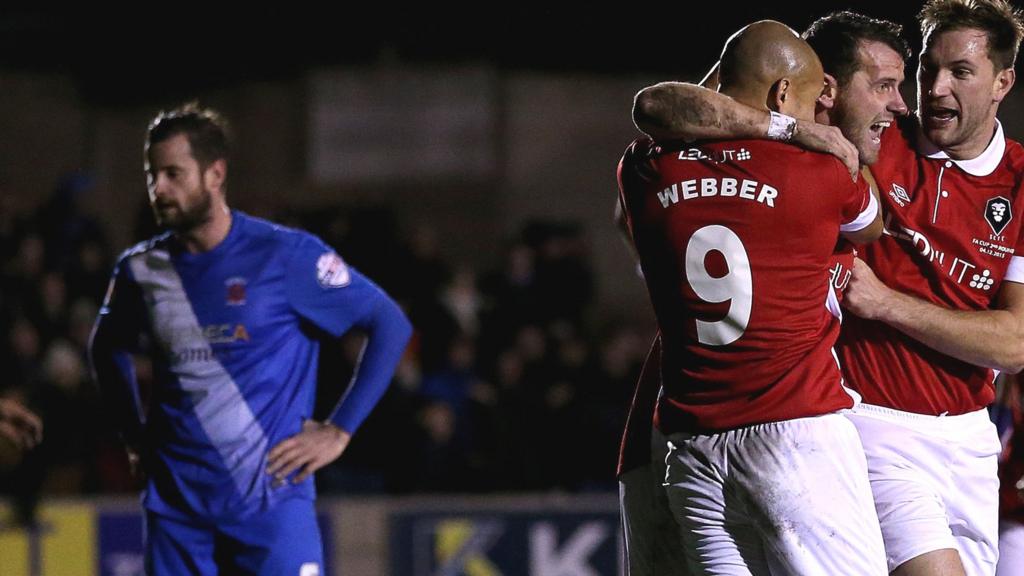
[
  {"x1": 872, "y1": 286, "x2": 904, "y2": 324},
  {"x1": 767, "y1": 111, "x2": 797, "y2": 141},
  {"x1": 323, "y1": 421, "x2": 351, "y2": 442}
]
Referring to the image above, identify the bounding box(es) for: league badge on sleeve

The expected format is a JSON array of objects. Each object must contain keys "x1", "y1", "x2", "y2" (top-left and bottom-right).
[
  {"x1": 985, "y1": 196, "x2": 1013, "y2": 235},
  {"x1": 316, "y1": 252, "x2": 351, "y2": 288}
]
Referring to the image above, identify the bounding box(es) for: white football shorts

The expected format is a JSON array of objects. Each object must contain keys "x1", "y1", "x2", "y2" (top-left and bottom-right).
[
  {"x1": 664, "y1": 412, "x2": 886, "y2": 575},
  {"x1": 847, "y1": 403, "x2": 1001, "y2": 575},
  {"x1": 997, "y1": 520, "x2": 1024, "y2": 575}
]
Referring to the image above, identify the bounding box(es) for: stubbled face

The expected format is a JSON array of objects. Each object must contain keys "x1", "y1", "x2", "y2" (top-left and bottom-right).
[
  {"x1": 918, "y1": 27, "x2": 1006, "y2": 157},
  {"x1": 833, "y1": 40, "x2": 908, "y2": 165},
  {"x1": 145, "y1": 133, "x2": 214, "y2": 231}
]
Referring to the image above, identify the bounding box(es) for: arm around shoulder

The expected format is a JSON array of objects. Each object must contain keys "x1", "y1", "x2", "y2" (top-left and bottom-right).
[{"x1": 632, "y1": 82, "x2": 771, "y2": 142}]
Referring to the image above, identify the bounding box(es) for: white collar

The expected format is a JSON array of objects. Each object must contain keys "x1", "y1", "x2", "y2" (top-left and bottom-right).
[{"x1": 916, "y1": 118, "x2": 1005, "y2": 177}]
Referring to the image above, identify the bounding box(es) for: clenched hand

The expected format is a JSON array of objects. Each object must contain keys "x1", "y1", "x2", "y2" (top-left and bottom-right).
[{"x1": 842, "y1": 258, "x2": 891, "y2": 320}]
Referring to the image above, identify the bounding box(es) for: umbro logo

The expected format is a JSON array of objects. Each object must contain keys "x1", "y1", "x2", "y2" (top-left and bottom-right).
[{"x1": 888, "y1": 183, "x2": 911, "y2": 207}]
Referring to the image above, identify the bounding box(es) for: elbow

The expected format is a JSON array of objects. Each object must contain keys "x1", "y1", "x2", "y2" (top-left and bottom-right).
[
  {"x1": 996, "y1": 347, "x2": 1024, "y2": 375},
  {"x1": 998, "y1": 363, "x2": 1024, "y2": 376},
  {"x1": 861, "y1": 217, "x2": 884, "y2": 243},
  {"x1": 398, "y1": 313, "x2": 414, "y2": 346},
  {"x1": 990, "y1": 334, "x2": 1024, "y2": 374},
  {"x1": 385, "y1": 299, "x2": 414, "y2": 346},
  {"x1": 632, "y1": 88, "x2": 661, "y2": 135},
  {"x1": 632, "y1": 85, "x2": 678, "y2": 139}
]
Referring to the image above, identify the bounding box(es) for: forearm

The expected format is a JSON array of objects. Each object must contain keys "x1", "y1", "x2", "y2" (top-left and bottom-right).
[
  {"x1": 631, "y1": 81, "x2": 859, "y2": 176},
  {"x1": 328, "y1": 298, "x2": 412, "y2": 433},
  {"x1": 88, "y1": 322, "x2": 145, "y2": 443},
  {"x1": 874, "y1": 288, "x2": 1024, "y2": 373},
  {"x1": 632, "y1": 82, "x2": 770, "y2": 142}
]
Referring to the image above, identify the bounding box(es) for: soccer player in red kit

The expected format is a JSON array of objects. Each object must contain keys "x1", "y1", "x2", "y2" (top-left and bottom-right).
[
  {"x1": 618, "y1": 11, "x2": 909, "y2": 575},
  {"x1": 629, "y1": 2, "x2": 1024, "y2": 574},
  {"x1": 837, "y1": 3, "x2": 1024, "y2": 573},
  {"x1": 619, "y1": 21, "x2": 885, "y2": 574}
]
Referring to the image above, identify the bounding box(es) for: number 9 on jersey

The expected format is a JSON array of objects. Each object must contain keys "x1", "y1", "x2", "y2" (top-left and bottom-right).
[{"x1": 685, "y1": 225, "x2": 752, "y2": 346}]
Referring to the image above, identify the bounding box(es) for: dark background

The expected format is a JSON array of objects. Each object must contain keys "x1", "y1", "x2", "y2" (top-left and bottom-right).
[
  {"x1": 0, "y1": 2, "x2": 1012, "y2": 501},
  {"x1": 1, "y1": 4, "x2": 925, "y2": 104}
]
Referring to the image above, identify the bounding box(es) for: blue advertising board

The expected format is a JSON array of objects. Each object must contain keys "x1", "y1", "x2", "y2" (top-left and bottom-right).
[{"x1": 390, "y1": 509, "x2": 622, "y2": 576}]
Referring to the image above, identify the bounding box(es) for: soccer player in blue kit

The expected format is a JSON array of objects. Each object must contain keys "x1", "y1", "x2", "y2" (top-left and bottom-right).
[{"x1": 89, "y1": 103, "x2": 413, "y2": 575}]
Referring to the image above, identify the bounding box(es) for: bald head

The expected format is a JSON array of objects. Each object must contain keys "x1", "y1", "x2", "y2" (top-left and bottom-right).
[{"x1": 718, "y1": 20, "x2": 825, "y2": 119}]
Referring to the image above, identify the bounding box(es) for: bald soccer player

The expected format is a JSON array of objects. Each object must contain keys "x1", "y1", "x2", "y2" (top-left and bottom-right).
[{"x1": 617, "y1": 21, "x2": 886, "y2": 574}]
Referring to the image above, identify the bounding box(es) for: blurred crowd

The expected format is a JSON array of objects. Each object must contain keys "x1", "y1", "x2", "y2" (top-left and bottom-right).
[{"x1": 0, "y1": 172, "x2": 651, "y2": 507}]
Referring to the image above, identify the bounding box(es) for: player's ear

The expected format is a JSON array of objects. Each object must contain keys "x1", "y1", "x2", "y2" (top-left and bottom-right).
[
  {"x1": 204, "y1": 159, "x2": 227, "y2": 195},
  {"x1": 769, "y1": 78, "x2": 791, "y2": 111},
  {"x1": 817, "y1": 73, "x2": 839, "y2": 110},
  {"x1": 993, "y1": 67, "x2": 1015, "y2": 103}
]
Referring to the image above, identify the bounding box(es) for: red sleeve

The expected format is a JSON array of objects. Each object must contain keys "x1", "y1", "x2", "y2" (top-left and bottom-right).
[
  {"x1": 1011, "y1": 179, "x2": 1024, "y2": 274},
  {"x1": 836, "y1": 161, "x2": 874, "y2": 227},
  {"x1": 617, "y1": 137, "x2": 660, "y2": 236}
]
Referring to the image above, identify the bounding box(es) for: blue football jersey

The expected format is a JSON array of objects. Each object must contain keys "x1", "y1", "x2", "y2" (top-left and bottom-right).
[{"x1": 92, "y1": 212, "x2": 409, "y2": 521}]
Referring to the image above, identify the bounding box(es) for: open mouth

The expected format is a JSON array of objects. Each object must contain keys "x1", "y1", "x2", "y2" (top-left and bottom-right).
[
  {"x1": 869, "y1": 120, "x2": 891, "y2": 143},
  {"x1": 924, "y1": 106, "x2": 958, "y2": 124}
]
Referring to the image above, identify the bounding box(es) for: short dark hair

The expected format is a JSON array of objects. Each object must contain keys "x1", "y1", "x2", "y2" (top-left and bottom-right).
[
  {"x1": 919, "y1": 0, "x2": 1024, "y2": 70},
  {"x1": 803, "y1": 11, "x2": 911, "y2": 86},
  {"x1": 145, "y1": 102, "x2": 231, "y2": 170}
]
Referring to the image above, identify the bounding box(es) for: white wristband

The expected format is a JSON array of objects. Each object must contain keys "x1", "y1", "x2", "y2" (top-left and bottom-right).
[{"x1": 767, "y1": 111, "x2": 797, "y2": 141}]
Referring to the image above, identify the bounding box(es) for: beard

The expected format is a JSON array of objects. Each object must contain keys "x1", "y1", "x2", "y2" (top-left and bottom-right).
[
  {"x1": 153, "y1": 186, "x2": 214, "y2": 232},
  {"x1": 833, "y1": 105, "x2": 879, "y2": 167}
]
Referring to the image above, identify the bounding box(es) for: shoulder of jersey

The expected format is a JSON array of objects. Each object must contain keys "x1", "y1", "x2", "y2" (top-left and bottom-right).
[
  {"x1": 231, "y1": 211, "x2": 319, "y2": 247},
  {"x1": 118, "y1": 231, "x2": 173, "y2": 263},
  {"x1": 760, "y1": 139, "x2": 839, "y2": 164},
  {"x1": 625, "y1": 136, "x2": 661, "y2": 158},
  {"x1": 1002, "y1": 136, "x2": 1024, "y2": 173}
]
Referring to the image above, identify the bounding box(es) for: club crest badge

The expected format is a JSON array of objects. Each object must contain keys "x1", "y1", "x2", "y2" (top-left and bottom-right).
[
  {"x1": 225, "y1": 277, "x2": 247, "y2": 306},
  {"x1": 985, "y1": 196, "x2": 1012, "y2": 235}
]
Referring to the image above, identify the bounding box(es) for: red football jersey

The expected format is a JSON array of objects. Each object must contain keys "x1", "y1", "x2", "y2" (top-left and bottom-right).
[
  {"x1": 618, "y1": 137, "x2": 875, "y2": 434},
  {"x1": 837, "y1": 117, "x2": 1024, "y2": 415},
  {"x1": 616, "y1": 242, "x2": 856, "y2": 477}
]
